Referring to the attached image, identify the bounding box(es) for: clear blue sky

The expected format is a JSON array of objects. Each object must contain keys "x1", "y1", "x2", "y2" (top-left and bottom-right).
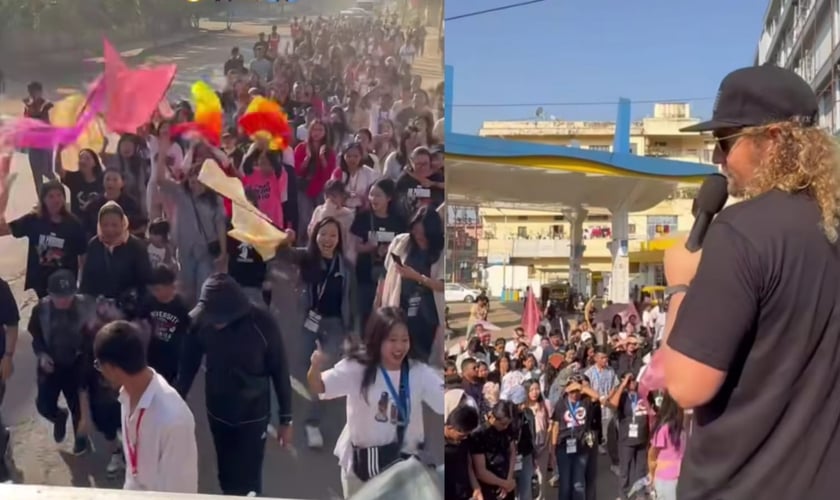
[{"x1": 445, "y1": 0, "x2": 767, "y2": 134}]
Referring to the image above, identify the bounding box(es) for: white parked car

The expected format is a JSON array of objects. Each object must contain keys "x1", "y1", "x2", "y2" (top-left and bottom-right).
[
  {"x1": 340, "y1": 8, "x2": 372, "y2": 18},
  {"x1": 445, "y1": 283, "x2": 482, "y2": 303}
]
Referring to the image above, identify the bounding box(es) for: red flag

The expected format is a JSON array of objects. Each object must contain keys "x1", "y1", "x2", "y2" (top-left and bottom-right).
[
  {"x1": 520, "y1": 288, "x2": 541, "y2": 340},
  {"x1": 103, "y1": 38, "x2": 176, "y2": 134}
]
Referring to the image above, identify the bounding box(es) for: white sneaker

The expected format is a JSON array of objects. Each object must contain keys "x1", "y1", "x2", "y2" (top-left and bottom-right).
[
  {"x1": 106, "y1": 452, "x2": 125, "y2": 476},
  {"x1": 305, "y1": 425, "x2": 323, "y2": 448}
]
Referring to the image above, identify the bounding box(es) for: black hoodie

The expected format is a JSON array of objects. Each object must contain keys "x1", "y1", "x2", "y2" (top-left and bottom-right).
[{"x1": 176, "y1": 273, "x2": 293, "y2": 427}]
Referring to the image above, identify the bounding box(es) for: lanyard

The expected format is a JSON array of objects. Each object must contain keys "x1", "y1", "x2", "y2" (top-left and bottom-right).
[
  {"x1": 124, "y1": 408, "x2": 147, "y2": 476},
  {"x1": 380, "y1": 365, "x2": 410, "y2": 424},
  {"x1": 629, "y1": 393, "x2": 639, "y2": 423},
  {"x1": 567, "y1": 400, "x2": 580, "y2": 428},
  {"x1": 315, "y1": 257, "x2": 338, "y2": 304}
]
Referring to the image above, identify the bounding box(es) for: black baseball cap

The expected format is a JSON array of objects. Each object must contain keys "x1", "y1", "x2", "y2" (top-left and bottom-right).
[
  {"x1": 47, "y1": 270, "x2": 77, "y2": 297},
  {"x1": 681, "y1": 65, "x2": 818, "y2": 133}
]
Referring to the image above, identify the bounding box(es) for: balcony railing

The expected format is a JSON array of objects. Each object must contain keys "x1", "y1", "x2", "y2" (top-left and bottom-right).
[{"x1": 481, "y1": 238, "x2": 616, "y2": 259}]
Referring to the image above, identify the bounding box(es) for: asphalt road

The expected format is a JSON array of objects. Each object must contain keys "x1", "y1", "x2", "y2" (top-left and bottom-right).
[{"x1": 0, "y1": 20, "x2": 444, "y2": 500}]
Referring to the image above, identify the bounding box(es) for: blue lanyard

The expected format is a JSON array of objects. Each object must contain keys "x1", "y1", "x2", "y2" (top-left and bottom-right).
[
  {"x1": 380, "y1": 365, "x2": 410, "y2": 424},
  {"x1": 566, "y1": 400, "x2": 580, "y2": 428},
  {"x1": 629, "y1": 393, "x2": 639, "y2": 422}
]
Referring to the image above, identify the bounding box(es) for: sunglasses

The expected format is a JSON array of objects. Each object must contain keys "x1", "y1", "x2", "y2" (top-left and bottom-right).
[{"x1": 713, "y1": 129, "x2": 747, "y2": 157}]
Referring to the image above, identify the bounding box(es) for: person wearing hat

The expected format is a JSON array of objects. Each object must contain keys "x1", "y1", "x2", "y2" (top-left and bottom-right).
[
  {"x1": 549, "y1": 377, "x2": 600, "y2": 500},
  {"x1": 176, "y1": 272, "x2": 293, "y2": 496},
  {"x1": 661, "y1": 64, "x2": 840, "y2": 500},
  {"x1": 27, "y1": 269, "x2": 97, "y2": 456}
]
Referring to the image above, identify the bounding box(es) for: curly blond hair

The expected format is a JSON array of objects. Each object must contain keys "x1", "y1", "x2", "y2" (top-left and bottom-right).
[{"x1": 743, "y1": 121, "x2": 840, "y2": 242}]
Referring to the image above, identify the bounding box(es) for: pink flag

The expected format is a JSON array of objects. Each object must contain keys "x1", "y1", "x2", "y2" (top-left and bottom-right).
[
  {"x1": 0, "y1": 78, "x2": 106, "y2": 150},
  {"x1": 103, "y1": 38, "x2": 176, "y2": 134},
  {"x1": 520, "y1": 287, "x2": 541, "y2": 340}
]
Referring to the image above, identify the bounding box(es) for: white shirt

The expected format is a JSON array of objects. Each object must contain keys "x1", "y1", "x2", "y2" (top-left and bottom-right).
[
  {"x1": 120, "y1": 370, "x2": 198, "y2": 493},
  {"x1": 321, "y1": 359, "x2": 444, "y2": 472},
  {"x1": 341, "y1": 165, "x2": 379, "y2": 209}
]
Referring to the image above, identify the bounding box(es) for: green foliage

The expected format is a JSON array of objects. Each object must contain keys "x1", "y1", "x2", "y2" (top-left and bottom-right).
[{"x1": 0, "y1": 0, "x2": 193, "y2": 35}]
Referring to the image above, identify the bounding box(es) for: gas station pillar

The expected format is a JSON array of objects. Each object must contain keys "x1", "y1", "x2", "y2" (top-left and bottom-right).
[
  {"x1": 564, "y1": 207, "x2": 588, "y2": 295},
  {"x1": 609, "y1": 205, "x2": 631, "y2": 304}
]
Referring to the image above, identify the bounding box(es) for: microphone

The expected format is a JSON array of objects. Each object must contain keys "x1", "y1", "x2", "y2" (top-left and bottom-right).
[{"x1": 685, "y1": 174, "x2": 728, "y2": 252}]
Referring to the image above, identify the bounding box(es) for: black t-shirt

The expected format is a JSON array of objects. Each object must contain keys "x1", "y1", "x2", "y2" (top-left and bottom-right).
[
  {"x1": 617, "y1": 352, "x2": 643, "y2": 377},
  {"x1": 314, "y1": 257, "x2": 343, "y2": 317},
  {"x1": 667, "y1": 190, "x2": 840, "y2": 500},
  {"x1": 395, "y1": 172, "x2": 443, "y2": 217},
  {"x1": 615, "y1": 391, "x2": 649, "y2": 447},
  {"x1": 61, "y1": 171, "x2": 103, "y2": 218},
  {"x1": 400, "y1": 247, "x2": 439, "y2": 358},
  {"x1": 445, "y1": 439, "x2": 473, "y2": 500},
  {"x1": 469, "y1": 424, "x2": 514, "y2": 499},
  {"x1": 137, "y1": 295, "x2": 190, "y2": 383},
  {"x1": 224, "y1": 57, "x2": 245, "y2": 75},
  {"x1": 0, "y1": 279, "x2": 18, "y2": 352},
  {"x1": 10, "y1": 213, "x2": 87, "y2": 295},
  {"x1": 551, "y1": 395, "x2": 596, "y2": 442},
  {"x1": 350, "y1": 210, "x2": 406, "y2": 284},
  {"x1": 227, "y1": 238, "x2": 267, "y2": 288}
]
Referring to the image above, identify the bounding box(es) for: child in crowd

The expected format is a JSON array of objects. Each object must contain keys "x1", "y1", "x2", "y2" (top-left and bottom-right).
[
  {"x1": 147, "y1": 218, "x2": 178, "y2": 271},
  {"x1": 136, "y1": 266, "x2": 190, "y2": 384}
]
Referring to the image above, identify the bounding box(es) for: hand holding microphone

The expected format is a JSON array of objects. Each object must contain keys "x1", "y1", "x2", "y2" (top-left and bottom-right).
[{"x1": 664, "y1": 174, "x2": 728, "y2": 286}]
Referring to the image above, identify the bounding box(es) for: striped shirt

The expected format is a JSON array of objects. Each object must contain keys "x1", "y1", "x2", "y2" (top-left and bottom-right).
[{"x1": 585, "y1": 365, "x2": 618, "y2": 399}]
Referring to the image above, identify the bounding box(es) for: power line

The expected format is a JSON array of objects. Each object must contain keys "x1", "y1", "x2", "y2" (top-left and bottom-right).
[
  {"x1": 451, "y1": 97, "x2": 715, "y2": 108},
  {"x1": 445, "y1": 0, "x2": 546, "y2": 22}
]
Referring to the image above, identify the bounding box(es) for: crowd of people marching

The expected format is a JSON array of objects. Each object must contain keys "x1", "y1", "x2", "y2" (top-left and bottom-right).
[
  {"x1": 0, "y1": 10, "x2": 445, "y2": 499},
  {"x1": 445, "y1": 296, "x2": 690, "y2": 500}
]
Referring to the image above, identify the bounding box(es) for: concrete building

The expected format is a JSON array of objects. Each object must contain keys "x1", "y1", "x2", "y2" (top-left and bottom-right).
[
  {"x1": 447, "y1": 103, "x2": 711, "y2": 296},
  {"x1": 479, "y1": 103, "x2": 716, "y2": 163},
  {"x1": 755, "y1": 0, "x2": 840, "y2": 132}
]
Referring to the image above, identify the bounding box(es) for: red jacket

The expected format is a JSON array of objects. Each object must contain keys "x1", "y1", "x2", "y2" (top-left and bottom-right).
[{"x1": 293, "y1": 143, "x2": 336, "y2": 199}]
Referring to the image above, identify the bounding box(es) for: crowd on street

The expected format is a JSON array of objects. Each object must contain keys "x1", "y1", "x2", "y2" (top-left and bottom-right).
[
  {"x1": 0, "y1": 8, "x2": 444, "y2": 499},
  {"x1": 445, "y1": 294, "x2": 687, "y2": 500}
]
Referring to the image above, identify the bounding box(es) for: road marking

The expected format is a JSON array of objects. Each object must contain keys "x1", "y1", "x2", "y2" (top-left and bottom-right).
[{"x1": 290, "y1": 375, "x2": 311, "y2": 401}]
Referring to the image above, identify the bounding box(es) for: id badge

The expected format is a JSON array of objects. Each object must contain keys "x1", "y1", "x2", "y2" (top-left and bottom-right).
[
  {"x1": 304, "y1": 310, "x2": 321, "y2": 333},
  {"x1": 407, "y1": 295, "x2": 421, "y2": 318},
  {"x1": 376, "y1": 231, "x2": 395, "y2": 243},
  {"x1": 413, "y1": 188, "x2": 430, "y2": 198},
  {"x1": 628, "y1": 423, "x2": 639, "y2": 439},
  {"x1": 514, "y1": 455, "x2": 523, "y2": 471},
  {"x1": 565, "y1": 438, "x2": 577, "y2": 454}
]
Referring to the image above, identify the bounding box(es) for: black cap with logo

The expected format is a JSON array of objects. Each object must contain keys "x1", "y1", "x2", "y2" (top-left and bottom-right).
[
  {"x1": 47, "y1": 269, "x2": 77, "y2": 297},
  {"x1": 681, "y1": 64, "x2": 819, "y2": 133}
]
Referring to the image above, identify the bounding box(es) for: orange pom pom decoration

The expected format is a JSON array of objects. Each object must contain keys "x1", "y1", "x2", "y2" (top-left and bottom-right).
[
  {"x1": 171, "y1": 81, "x2": 223, "y2": 146},
  {"x1": 237, "y1": 97, "x2": 292, "y2": 151}
]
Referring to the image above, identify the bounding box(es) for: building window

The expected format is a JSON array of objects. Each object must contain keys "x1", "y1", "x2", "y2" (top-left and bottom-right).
[
  {"x1": 589, "y1": 145, "x2": 610, "y2": 151},
  {"x1": 646, "y1": 215, "x2": 678, "y2": 239},
  {"x1": 653, "y1": 264, "x2": 665, "y2": 286},
  {"x1": 628, "y1": 223, "x2": 637, "y2": 236},
  {"x1": 551, "y1": 224, "x2": 564, "y2": 238},
  {"x1": 517, "y1": 226, "x2": 528, "y2": 238}
]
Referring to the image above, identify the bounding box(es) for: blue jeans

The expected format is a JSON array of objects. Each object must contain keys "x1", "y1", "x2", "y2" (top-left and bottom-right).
[
  {"x1": 556, "y1": 447, "x2": 588, "y2": 500},
  {"x1": 515, "y1": 454, "x2": 535, "y2": 500},
  {"x1": 178, "y1": 251, "x2": 215, "y2": 306},
  {"x1": 655, "y1": 478, "x2": 678, "y2": 500}
]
